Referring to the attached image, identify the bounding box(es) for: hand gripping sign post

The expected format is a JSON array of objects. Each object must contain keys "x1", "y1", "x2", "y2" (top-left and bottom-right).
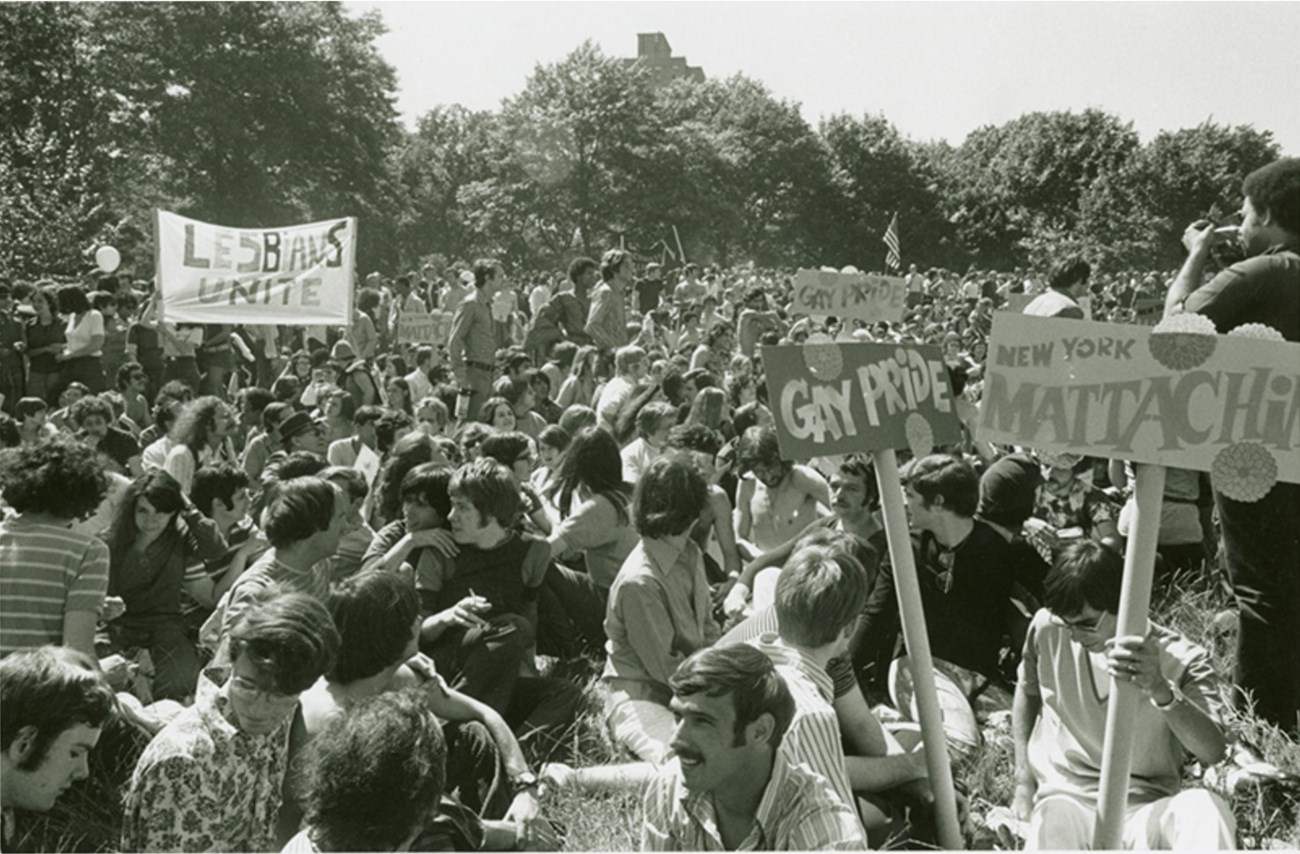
[
  {"x1": 762, "y1": 338, "x2": 965, "y2": 850},
  {"x1": 155, "y1": 209, "x2": 356, "y2": 325},
  {"x1": 977, "y1": 312, "x2": 1300, "y2": 848}
]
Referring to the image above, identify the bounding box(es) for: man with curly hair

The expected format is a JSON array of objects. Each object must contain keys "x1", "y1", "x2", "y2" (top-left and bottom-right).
[
  {"x1": 1164, "y1": 157, "x2": 1300, "y2": 735},
  {"x1": 0, "y1": 435, "x2": 111, "y2": 658}
]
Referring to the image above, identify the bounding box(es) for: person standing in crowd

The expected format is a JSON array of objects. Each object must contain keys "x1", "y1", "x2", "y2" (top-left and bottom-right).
[
  {"x1": 634, "y1": 262, "x2": 665, "y2": 315},
  {"x1": 640, "y1": 644, "x2": 865, "y2": 850},
  {"x1": 0, "y1": 283, "x2": 25, "y2": 413},
  {"x1": 585, "y1": 249, "x2": 631, "y2": 357},
  {"x1": 23, "y1": 285, "x2": 66, "y2": 405},
  {"x1": 1012, "y1": 541, "x2": 1234, "y2": 849},
  {"x1": 1023, "y1": 257, "x2": 1090, "y2": 319},
  {"x1": 55, "y1": 285, "x2": 105, "y2": 396},
  {"x1": 449, "y1": 259, "x2": 501, "y2": 421},
  {"x1": 0, "y1": 435, "x2": 110, "y2": 659},
  {"x1": 0, "y1": 647, "x2": 116, "y2": 851},
  {"x1": 1164, "y1": 156, "x2": 1300, "y2": 736}
]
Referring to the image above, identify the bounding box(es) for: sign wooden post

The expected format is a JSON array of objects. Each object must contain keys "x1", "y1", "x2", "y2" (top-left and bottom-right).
[
  {"x1": 1092, "y1": 462, "x2": 1166, "y2": 848},
  {"x1": 979, "y1": 312, "x2": 1299, "y2": 848},
  {"x1": 760, "y1": 339, "x2": 966, "y2": 849},
  {"x1": 873, "y1": 447, "x2": 964, "y2": 851}
]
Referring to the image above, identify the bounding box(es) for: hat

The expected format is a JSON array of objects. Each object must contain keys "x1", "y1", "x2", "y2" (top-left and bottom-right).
[
  {"x1": 278, "y1": 411, "x2": 322, "y2": 442},
  {"x1": 331, "y1": 339, "x2": 356, "y2": 362},
  {"x1": 459, "y1": 270, "x2": 475, "y2": 285},
  {"x1": 978, "y1": 453, "x2": 1043, "y2": 529}
]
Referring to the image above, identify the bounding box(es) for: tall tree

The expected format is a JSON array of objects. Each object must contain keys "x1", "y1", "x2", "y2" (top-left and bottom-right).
[
  {"x1": 0, "y1": 4, "x2": 115, "y2": 276},
  {"x1": 88, "y1": 1, "x2": 402, "y2": 268},
  {"x1": 1078, "y1": 122, "x2": 1280, "y2": 270},
  {"x1": 819, "y1": 113, "x2": 956, "y2": 270},
  {"x1": 933, "y1": 109, "x2": 1139, "y2": 268},
  {"x1": 658, "y1": 74, "x2": 832, "y2": 266}
]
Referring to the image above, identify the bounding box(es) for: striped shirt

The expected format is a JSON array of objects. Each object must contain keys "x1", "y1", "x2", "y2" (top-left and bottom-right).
[
  {"x1": 750, "y1": 634, "x2": 859, "y2": 826},
  {"x1": 0, "y1": 518, "x2": 110, "y2": 656},
  {"x1": 641, "y1": 752, "x2": 865, "y2": 851}
]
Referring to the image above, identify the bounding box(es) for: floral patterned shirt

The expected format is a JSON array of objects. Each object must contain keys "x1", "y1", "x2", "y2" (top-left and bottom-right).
[
  {"x1": 1035, "y1": 474, "x2": 1115, "y2": 538},
  {"x1": 122, "y1": 667, "x2": 292, "y2": 852}
]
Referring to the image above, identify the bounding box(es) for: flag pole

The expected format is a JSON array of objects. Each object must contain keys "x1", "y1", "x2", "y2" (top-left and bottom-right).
[{"x1": 672, "y1": 225, "x2": 687, "y2": 264}]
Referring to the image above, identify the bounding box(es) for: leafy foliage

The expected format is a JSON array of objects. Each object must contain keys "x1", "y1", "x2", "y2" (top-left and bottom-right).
[{"x1": 0, "y1": 13, "x2": 1289, "y2": 281}]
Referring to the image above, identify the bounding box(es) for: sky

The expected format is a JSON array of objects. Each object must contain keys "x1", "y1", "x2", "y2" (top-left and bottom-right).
[{"x1": 345, "y1": 1, "x2": 1300, "y2": 155}]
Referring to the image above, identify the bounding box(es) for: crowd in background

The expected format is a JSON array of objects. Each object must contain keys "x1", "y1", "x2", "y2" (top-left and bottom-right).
[{"x1": 1, "y1": 156, "x2": 1297, "y2": 853}]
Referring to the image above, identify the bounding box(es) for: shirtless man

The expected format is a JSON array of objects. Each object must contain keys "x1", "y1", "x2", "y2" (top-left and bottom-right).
[{"x1": 733, "y1": 426, "x2": 831, "y2": 608}]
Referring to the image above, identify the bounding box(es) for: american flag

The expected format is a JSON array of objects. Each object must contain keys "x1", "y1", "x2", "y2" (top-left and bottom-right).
[{"x1": 883, "y1": 212, "x2": 901, "y2": 271}]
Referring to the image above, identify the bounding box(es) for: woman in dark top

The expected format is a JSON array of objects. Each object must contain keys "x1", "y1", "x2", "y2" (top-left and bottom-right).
[
  {"x1": 126, "y1": 294, "x2": 166, "y2": 398},
  {"x1": 24, "y1": 286, "x2": 65, "y2": 405},
  {"x1": 101, "y1": 470, "x2": 228, "y2": 701}
]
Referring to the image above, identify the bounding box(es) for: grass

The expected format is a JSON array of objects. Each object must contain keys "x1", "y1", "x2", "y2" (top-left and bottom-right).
[{"x1": 13, "y1": 567, "x2": 1299, "y2": 852}]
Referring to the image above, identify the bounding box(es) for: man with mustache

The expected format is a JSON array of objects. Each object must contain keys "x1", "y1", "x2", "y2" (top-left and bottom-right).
[{"x1": 641, "y1": 644, "x2": 865, "y2": 851}]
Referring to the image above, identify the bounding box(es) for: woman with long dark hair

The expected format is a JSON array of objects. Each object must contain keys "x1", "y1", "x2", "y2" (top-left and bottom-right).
[
  {"x1": 539, "y1": 426, "x2": 639, "y2": 656},
  {"x1": 55, "y1": 284, "x2": 106, "y2": 395},
  {"x1": 24, "y1": 285, "x2": 66, "y2": 404},
  {"x1": 101, "y1": 470, "x2": 228, "y2": 700}
]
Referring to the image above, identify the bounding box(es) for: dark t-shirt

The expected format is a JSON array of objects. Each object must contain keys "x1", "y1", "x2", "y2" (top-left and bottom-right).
[
  {"x1": 634, "y1": 278, "x2": 664, "y2": 314},
  {"x1": 88, "y1": 426, "x2": 141, "y2": 475},
  {"x1": 25, "y1": 318, "x2": 65, "y2": 374},
  {"x1": 911, "y1": 520, "x2": 1019, "y2": 679},
  {"x1": 1186, "y1": 246, "x2": 1300, "y2": 341}
]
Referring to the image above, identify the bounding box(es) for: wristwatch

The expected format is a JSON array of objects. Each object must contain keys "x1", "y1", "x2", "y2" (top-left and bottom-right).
[
  {"x1": 509, "y1": 771, "x2": 540, "y2": 795},
  {"x1": 1151, "y1": 679, "x2": 1186, "y2": 711}
]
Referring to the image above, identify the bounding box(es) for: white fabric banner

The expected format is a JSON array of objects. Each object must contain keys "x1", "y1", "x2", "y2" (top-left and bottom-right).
[{"x1": 155, "y1": 209, "x2": 356, "y2": 325}]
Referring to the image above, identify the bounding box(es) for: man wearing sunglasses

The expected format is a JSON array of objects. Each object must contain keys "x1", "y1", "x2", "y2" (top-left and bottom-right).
[{"x1": 1011, "y1": 540, "x2": 1234, "y2": 849}]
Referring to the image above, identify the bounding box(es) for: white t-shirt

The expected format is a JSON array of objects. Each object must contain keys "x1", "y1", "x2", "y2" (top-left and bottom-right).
[{"x1": 66, "y1": 310, "x2": 105, "y2": 357}]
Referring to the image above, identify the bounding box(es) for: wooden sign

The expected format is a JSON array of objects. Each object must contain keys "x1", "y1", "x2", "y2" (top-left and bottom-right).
[
  {"x1": 760, "y1": 341, "x2": 963, "y2": 459},
  {"x1": 978, "y1": 313, "x2": 1300, "y2": 497},
  {"x1": 790, "y1": 268, "x2": 907, "y2": 323}
]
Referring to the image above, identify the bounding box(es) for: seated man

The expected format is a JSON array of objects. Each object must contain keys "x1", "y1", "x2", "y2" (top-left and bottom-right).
[
  {"x1": 1012, "y1": 540, "x2": 1234, "y2": 850},
  {"x1": 286, "y1": 691, "x2": 448, "y2": 853},
  {"x1": 293, "y1": 570, "x2": 560, "y2": 852},
  {"x1": 1, "y1": 647, "x2": 116, "y2": 850},
  {"x1": 123, "y1": 591, "x2": 340, "y2": 852},
  {"x1": 889, "y1": 453, "x2": 1037, "y2": 755},
  {"x1": 641, "y1": 644, "x2": 865, "y2": 850},
  {"x1": 201, "y1": 476, "x2": 347, "y2": 654},
  {"x1": 733, "y1": 426, "x2": 832, "y2": 597},
  {"x1": 417, "y1": 459, "x2": 576, "y2": 731},
  {"x1": 0, "y1": 435, "x2": 111, "y2": 659}
]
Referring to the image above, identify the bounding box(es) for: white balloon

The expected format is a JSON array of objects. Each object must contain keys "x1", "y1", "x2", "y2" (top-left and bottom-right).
[{"x1": 95, "y1": 245, "x2": 121, "y2": 274}]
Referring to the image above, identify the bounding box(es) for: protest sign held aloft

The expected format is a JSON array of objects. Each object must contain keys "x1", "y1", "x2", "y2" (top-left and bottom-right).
[
  {"x1": 791, "y1": 268, "x2": 908, "y2": 324},
  {"x1": 978, "y1": 313, "x2": 1300, "y2": 499},
  {"x1": 396, "y1": 309, "x2": 453, "y2": 348},
  {"x1": 155, "y1": 209, "x2": 356, "y2": 325},
  {"x1": 761, "y1": 340, "x2": 963, "y2": 459}
]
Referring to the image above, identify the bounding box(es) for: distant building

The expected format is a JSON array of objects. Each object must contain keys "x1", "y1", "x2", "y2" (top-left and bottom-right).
[{"x1": 626, "y1": 32, "x2": 704, "y2": 89}]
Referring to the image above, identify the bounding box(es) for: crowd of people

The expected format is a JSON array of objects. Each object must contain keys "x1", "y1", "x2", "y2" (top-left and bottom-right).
[{"x1": 0, "y1": 158, "x2": 1296, "y2": 852}]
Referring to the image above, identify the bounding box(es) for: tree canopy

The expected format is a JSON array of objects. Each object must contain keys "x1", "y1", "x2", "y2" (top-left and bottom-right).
[{"x1": 0, "y1": 6, "x2": 1286, "y2": 280}]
